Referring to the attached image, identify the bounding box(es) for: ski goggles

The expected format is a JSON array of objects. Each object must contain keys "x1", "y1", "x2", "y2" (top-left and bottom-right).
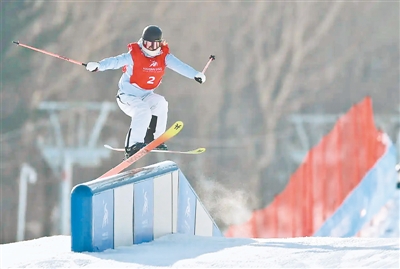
[{"x1": 142, "y1": 40, "x2": 162, "y2": 51}]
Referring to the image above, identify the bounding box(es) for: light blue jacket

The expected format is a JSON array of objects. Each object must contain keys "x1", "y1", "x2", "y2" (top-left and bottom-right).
[{"x1": 98, "y1": 45, "x2": 199, "y2": 97}]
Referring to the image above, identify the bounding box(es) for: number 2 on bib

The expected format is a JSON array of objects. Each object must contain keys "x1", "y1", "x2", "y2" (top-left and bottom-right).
[{"x1": 147, "y1": 76, "x2": 155, "y2": 84}]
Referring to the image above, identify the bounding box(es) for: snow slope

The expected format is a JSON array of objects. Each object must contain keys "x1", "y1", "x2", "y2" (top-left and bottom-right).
[{"x1": 1, "y1": 234, "x2": 399, "y2": 268}]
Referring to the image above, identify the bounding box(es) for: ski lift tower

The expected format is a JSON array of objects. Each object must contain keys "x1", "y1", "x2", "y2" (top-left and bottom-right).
[
  {"x1": 288, "y1": 112, "x2": 400, "y2": 164},
  {"x1": 37, "y1": 101, "x2": 117, "y2": 235}
]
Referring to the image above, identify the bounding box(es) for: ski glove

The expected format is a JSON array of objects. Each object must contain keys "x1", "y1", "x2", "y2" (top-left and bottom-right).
[
  {"x1": 86, "y1": 62, "x2": 99, "y2": 72},
  {"x1": 194, "y1": 72, "x2": 206, "y2": 84}
]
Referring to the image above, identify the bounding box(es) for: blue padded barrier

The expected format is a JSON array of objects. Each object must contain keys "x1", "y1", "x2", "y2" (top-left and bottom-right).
[{"x1": 314, "y1": 142, "x2": 398, "y2": 237}]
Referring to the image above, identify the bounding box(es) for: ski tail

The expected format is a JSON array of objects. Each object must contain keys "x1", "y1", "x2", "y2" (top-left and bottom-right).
[
  {"x1": 99, "y1": 121, "x2": 184, "y2": 179},
  {"x1": 151, "y1": 148, "x2": 206, "y2": 154}
]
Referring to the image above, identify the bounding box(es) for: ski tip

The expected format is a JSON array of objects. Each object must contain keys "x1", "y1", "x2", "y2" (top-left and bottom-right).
[
  {"x1": 172, "y1": 121, "x2": 184, "y2": 130},
  {"x1": 184, "y1": 147, "x2": 206, "y2": 154},
  {"x1": 194, "y1": 148, "x2": 206, "y2": 153}
]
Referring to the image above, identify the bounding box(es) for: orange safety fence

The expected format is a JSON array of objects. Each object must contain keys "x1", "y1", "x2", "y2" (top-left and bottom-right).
[{"x1": 225, "y1": 96, "x2": 386, "y2": 238}]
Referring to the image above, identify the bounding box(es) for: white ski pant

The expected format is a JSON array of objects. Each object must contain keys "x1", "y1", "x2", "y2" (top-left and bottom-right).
[{"x1": 116, "y1": 92, "x2": 168, "y2": 147}]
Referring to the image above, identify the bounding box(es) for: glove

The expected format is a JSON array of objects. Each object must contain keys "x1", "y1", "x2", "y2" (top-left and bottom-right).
[
  {"x1": 86, "y1": 62, "x2": 99, "y2": 72},
  {"x1": 194, "y1": 72, "x2": 206, "y2": 84}
]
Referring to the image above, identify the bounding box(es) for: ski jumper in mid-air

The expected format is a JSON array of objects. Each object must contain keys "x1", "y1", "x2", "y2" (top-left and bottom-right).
[{"x1": 85, "y1": 25, "x2": 206, "y2": 159}]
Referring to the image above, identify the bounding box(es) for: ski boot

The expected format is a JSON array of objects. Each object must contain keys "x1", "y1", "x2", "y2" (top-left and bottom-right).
[
  {"x1": 124, "y1": 142, "x2": 146, "y2": 160},
  {"x1": 155, "y1": 143, "x2": 168, "y2": 151}
]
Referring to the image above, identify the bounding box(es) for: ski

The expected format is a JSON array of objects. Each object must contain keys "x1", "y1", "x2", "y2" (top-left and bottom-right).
[
  {"x1": 99, "y1": 121, "x2": 184, "y2": 179},
  {"x1": 104, "y1": 144, "x2": 206, "y2": 155}
]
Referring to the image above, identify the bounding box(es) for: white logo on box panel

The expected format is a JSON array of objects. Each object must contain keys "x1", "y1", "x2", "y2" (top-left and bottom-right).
[
  {"x1": 102, "y1": 201, "x2": 108, "y2": 228},
  {"x1": 185, "y1": 197, "x2": 191, "y2": 218},
  {"x1": 142, "y1": 189, "x2": 148, "y2": 216}
]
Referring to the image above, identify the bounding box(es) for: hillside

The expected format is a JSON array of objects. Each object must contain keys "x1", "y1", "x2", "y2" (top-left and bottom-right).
[{"x1": 1, "y1": 1, "x2": 399, "y2": 243}]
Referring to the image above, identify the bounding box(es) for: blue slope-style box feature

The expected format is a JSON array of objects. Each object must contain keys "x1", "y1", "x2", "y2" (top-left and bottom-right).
[
  {"x1": 71, "y1": 162, "x2": 176, "y2": 252},
  {"x1": 314, "y1": 142, "x2": 398, "y2": 237},
  {"x1": 71, "y1": 160, "x2": 223, "y2": 253}
]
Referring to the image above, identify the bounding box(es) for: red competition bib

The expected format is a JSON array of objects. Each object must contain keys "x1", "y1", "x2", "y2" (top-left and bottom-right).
[{"x1": 122, "y1": 43, "x2": 169, "y2": 90}]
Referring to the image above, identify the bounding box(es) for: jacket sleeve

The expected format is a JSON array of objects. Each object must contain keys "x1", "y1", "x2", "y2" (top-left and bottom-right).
[
  {"x1": 98, "y1": 52, "x2": 133, "y2": 71},
  {"x1": 165, "y1": 53, "x2": 198, "y2": 79}
]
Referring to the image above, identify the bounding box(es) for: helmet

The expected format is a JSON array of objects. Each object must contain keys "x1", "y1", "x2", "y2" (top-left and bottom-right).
[
  {"x1": 142, "y1": 25, "x2": 162, "y2": 42},
  {"x1": 140, "y1": 25, "x2": 163, "y2": 57}
]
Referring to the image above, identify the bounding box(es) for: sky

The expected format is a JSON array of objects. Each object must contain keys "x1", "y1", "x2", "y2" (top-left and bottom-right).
[{"x1": 1, "y1": 191, "x2": 399, "y2": 269}]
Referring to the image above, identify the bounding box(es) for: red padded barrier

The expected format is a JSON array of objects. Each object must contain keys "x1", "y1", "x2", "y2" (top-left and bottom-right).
[{"x1": 226, "y1": 97, "x2": 386, "y2": 238}]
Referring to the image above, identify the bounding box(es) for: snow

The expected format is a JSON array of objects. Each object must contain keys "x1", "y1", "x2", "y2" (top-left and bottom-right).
[
  {"x1": 1, "y1": 233, "x2": 399, "y2": 268},
  {"x1": 2, "y1": 183, "x2": 399, "y2": 268}
]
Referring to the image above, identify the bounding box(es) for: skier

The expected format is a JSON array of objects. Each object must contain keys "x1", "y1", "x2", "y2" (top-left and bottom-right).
[{"x1": 85, "y1": 25, "x2": 206, "y2": 159}]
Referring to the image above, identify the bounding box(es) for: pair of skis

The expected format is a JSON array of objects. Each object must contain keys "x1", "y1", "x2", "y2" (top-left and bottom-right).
[
  {"x1": 104, "y1": 143, "x2": 205, "y2": 155},
  {"x1": 99, "y1": 121, "x2": 204, "y2": 178}
]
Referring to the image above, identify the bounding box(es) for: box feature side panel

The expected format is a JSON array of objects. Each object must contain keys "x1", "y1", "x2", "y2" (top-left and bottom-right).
[
  {"x1": 153, "y1": 174, "x2": 173, "y2": 239},
  {"x1": 113, "y1": 184, "x2": 134, "y2": 248},
  {"x1": 92, "y1": 189, "x2": 114, "y2": 252},
  {"x1": 133, "y1": 179, "x2": 154, "y2": 244},
  {"x1": 172, "y1": 170, "x2": 179, "y2": 234},
  {"x1": 177, "y1": 171, "x2": 196, "y2": 235},
  {"x1": 195, "y1": 199, "x2": 213, "y2": 236}
]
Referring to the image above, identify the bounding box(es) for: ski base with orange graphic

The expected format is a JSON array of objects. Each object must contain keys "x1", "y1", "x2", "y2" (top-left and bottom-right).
[{"x1": 99, "y1": 121, "x2": 184, "y2": 179}]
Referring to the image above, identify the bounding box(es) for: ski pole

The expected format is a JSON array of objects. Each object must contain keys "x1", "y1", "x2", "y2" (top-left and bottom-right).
[
  {"x1": 13, "y1": 41, "x2": 87, "y2": 67},
  {"x1": 202, "y1": 55, "x2": 215, "y2": 73},
  {"x1": 195, "y1": 55, "x2": 215, "y2": 83}
]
